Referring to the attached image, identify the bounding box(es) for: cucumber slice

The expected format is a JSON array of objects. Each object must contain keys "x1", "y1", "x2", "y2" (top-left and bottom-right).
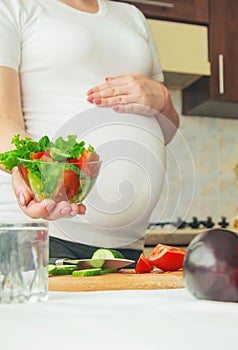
[
  {"x1": 50, "y1": 264, "x2": 77, "y2": 275},
  {"x1": 89, "y1": 259, "x2": 105, "y2": 268},
  {"x1": 49, "y1": 147, "x2": 71, "y2": 161},
  {"x1": 28, "y1": 172, "x2": 43, "y2": 198},
  {"x1": 48, "y1": 264, "x2": 57, "y2": 274},
  {"x1": 99, "y1": 268, "x2": 117, "y2": 275},
  {"x1": 72, "y1": 268, "x2": 102, "y2": 277},
  {"x1": 91, "y1": 248, "x2": 125, "y2": 260}
]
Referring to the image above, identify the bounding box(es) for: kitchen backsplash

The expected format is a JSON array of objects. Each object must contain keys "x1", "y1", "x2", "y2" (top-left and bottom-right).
[{"x1": 150, "y1": 90, "x2": 238, "y2": 227}]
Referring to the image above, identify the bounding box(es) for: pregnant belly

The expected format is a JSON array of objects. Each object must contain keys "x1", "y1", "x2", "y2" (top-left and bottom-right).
[{"x1": 53, "y1": 107, "x2": 166, "y2": 229}]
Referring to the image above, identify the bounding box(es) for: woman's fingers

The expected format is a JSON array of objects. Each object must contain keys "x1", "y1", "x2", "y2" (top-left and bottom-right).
[
  {"x1": 71, "y1": 202, "x2": 86, "y2": 215},
  {"x1": 87, "y1": 75, "x2": 143, "y2": 106},
  {"x1": 11, "y1": 167, "x2": 86, "y2": 220},
  {"x1": 87, "y1": 74, "x2": 167, "y2": 113},
  {"x1": 43, "y1": 202, "x2": 86, "y2": 221},
  {"x1": 11, "y1": 167, "x2": 34, "y2": 206},
  {"x1": 20, "y1": 199, "x2": 57, "y2": 219},
  {"x1": 112, "y1": 103, "x2": 157, "y2": 116}
]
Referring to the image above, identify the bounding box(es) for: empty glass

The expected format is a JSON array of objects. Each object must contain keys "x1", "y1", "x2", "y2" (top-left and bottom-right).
[{"x1": 0, "y1": 221, "x2": 49, "y2": 304}]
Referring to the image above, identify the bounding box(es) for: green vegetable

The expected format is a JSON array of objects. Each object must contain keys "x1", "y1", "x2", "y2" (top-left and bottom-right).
[
  {"x1": 99, "y1": 268, "x2": 117, "y2": 275},
  {"x1": 28, "y1": 172, "x2": 43, "y2": 196},
  {"x1": 0, "y1": 134, "x2": 48, "y2": 171},
  {"x1": 72, "y1": 268, "x2": 118, "y2": 276},
  {"x1": 0, "y1": 134, "x2": 99, "y2": 202},
  {"x1": 50, "y1": 135, "x2": 86, "y2": 159},
  {"x1": 0, "y1": 134, "x2": 89, "y2": 171},
  {"x1": 72, "y1": 268, "x2": 102, "y2": 276},
  {"x1": 49, "y1": 265, "x2": 78, "y2": 275},
  {"x1": 49, "y1": 147, "x2": 71, "y2": 161},
  {"x1": 48, "y1": 265, "x2": 118, "y2": 277},
  {"x1": 48, "y1": 264, "x2": 57, "y2": 274},
  {"x1": 91, "y1": 248, "x2": 125, "y2": 260}
]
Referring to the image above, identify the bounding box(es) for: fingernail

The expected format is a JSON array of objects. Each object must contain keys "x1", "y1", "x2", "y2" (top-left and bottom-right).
[
  {"x1": 105, "y1": 77, "x2": 112, "y2": 81},
  {"x1": 113, "y1": 105, "x2": 119, "y2": 112},
  {"x1": 19, "y1": 192, "x2": 25, "y2": 206},
  {"x1": 46, "y1": 202, "x2": 56, "y2": 212},
  {"x1": 87, "y1": 96, "x2": 93, "y2": 103},
  {"x1": 70, "y1": 211, "x2": 77, "y2": 216},
  {"x1": 78, "y1": 206, "x2": 86, "y2": 215},
  {"x1": 12, "y1": 167, "x2": 18, "y2": 174},
  {"x1": 61, "y1": 207, "x2": 71, "y2": 215},
  {"x1": 93, "y1": 98, "x2": 101, "y2": 105},
  {"x1": 87, "y1": 89, "x2": 93, "y2": 95}
]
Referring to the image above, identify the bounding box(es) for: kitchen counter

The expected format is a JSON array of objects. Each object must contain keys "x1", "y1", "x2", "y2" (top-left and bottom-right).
[
  {"x1": 145, "y1": 227, "x2": 238, "y2": 246},
  {"x1": 0, "y1": 289, "x2": 237, "y2": 350}
]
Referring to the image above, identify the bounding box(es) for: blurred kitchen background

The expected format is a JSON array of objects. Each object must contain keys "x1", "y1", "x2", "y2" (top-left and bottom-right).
[
  {"x1": 114, "y1": 0, "x2": 238, "y2": 233},
  {"x1": 150, "y1": 89, "x2": 238, "y2": 227}
]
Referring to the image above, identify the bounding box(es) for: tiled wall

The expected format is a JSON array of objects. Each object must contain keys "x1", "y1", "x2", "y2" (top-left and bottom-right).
[{"x1": 150, "y1": 90, "x2": 238, "y2": 227}]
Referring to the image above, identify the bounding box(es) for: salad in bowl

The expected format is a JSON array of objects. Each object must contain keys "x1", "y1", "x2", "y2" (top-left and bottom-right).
[{"x1": 0, "y1": 134, "x2": 101, "y2": 204}]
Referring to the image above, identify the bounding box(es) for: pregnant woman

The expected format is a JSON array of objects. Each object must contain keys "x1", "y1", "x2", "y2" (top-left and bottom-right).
[{"x1": 0, "y1": 0, "x2": 179, "y2": 261}]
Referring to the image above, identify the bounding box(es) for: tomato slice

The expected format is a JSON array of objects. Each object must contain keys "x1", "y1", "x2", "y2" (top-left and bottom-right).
[
  {"x1": 54, "y1": 169, "x2": 79, "y2": 202},
  {"x1": 78, "y1": 150, "x2": 100, "y2": 178},
  {"x1": 148, "y1": 244, "x2": 186, "y2": 272},
  {"x1": 135, "y1": 253, "x2": 153, "y2": 274},
  {"x1": 31, "y1": 151, "x2": 46, "y2": 160},
  {"x1": 31, "y1": 151, "x2": 51, "y2": 161},
  {"x1": 67, "y1": 158, "x2": 79, "y2": 164},
  {"x1": 64, "y1": 169, "x2": 79, "y2": 200},
  {"x1": 18, "y1": 164, "x2": 29, "y2": 186}
]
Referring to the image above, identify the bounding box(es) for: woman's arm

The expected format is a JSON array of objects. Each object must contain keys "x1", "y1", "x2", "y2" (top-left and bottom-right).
[
  {"x1": 86, "y1": 74, "x2": 179, "y2": 144},
  {"x1": 0, "y1": 66, "x2": 85, "y2": 219},
  {"x1": 0, "y1": 67, "x2": 28, "y2": 164}
]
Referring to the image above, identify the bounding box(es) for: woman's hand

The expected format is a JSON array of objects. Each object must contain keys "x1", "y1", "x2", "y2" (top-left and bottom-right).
[
  {"x1": 87, "y1": 73, "x2": 179, "y2": 144},
  {"x1": 11, "y1": 167, "x2": 86, "y2": 220},
  {"x1": 87, "y1": 74, "x2": 168, "y2": 115}
]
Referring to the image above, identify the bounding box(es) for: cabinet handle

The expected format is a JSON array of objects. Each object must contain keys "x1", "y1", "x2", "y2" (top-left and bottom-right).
[
  {"x1": 124, "y1": 0, "x2": 174, "y2": 9},
  {"x1": 218, "y1": 54, "x2": 224, "y2": 95}
]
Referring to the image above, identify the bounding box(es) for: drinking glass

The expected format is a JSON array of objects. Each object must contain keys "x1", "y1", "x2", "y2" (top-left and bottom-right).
[{"x1": 0, "y1": 221, "x2": 49, "y2": 304}]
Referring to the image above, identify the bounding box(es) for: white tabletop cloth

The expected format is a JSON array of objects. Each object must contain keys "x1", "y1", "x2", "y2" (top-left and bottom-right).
[{"x1": 0, "y1": 288, "x2": 237, "y2": 350}]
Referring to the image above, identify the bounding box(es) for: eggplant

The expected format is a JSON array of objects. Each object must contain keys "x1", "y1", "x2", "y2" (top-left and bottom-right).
[{"x1": 183, "y1": 228, "x2": 238, "y2": 302}]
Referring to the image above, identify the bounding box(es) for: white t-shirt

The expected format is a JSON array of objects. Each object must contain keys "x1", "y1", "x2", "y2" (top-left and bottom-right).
[{"x1": 0, "y1": 0, "x2": 165, "y2": 249}]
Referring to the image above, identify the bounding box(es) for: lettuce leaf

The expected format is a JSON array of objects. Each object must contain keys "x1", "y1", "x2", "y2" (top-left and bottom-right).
[
  {"x1": 0, "y1": 135, "x2": 49, "y2": 171},
  {"x1": 0, "y1": 134, "x2": 92, "y2": 170}
]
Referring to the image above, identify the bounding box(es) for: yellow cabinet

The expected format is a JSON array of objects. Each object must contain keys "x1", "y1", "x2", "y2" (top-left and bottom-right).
[{"x1": 147, "y1": 19, "x2": 211, "y2": 88}]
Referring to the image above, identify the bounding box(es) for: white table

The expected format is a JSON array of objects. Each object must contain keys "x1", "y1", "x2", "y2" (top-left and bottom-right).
[{"x1": 0, "y1": 288, "x2": 237, "y2": 350}]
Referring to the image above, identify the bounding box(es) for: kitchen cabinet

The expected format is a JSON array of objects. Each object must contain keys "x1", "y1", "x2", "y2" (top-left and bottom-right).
[
  {"x1": 182, "y1": 0, "x2": 238, "y2": 118},
  {"x1": 147, "y1": 19, "x2": 210, "y2": 88},
  {"x1": 113, "y1": 0, "x2": 211, "y2": 88},
  {"x1": 114, "y1": 0, "x2": 209, "y2": 24}
]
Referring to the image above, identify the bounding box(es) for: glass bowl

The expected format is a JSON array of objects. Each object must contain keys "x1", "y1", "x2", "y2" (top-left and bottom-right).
[{"x1": 18, "y1": 157, "x2": 101, "y2": 204}]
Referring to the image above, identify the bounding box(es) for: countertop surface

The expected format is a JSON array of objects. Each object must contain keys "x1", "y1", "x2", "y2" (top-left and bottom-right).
[
  {"x1": 1, "y1": 288, "x2": 237, "y2": 350},
  {"x1": 145, "y1": 227, "x2": 238, "y2": 246}
]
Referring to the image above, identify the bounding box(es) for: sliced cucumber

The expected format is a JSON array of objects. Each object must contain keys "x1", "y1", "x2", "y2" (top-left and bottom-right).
[
  {"x1": 48, "y1": 264, "x2": 57, "y2": 274},
  {"x1": 89, "y1": 259, "x2": 105, "y2": 268},
  {"x1": 49, "y1": 147, "x2": 71, "y2": 161},
  {"x1": 72, "y1": 268, "x2": 117, "y2": 276},
  {"x1": 91, "y1": 248, "x2": 125, "y2": 260},
  {"x1": 28, "y1": 172, "x2": 43, "y2": 198},
  {"x1": 72, "y1": 268, "x2": 102, "y2": 277},
  {"x1": 99, "y1": 268, "x2": 117, "y2": 275},
  {"x1": 50, "y1": 264, "x2": 78, "y2": 275}
]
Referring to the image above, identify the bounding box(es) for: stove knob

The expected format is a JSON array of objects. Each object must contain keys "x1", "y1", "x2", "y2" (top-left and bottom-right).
[
  {"x1": 218, "y1": 216, "x2": 229, "y2": 228},
  {"x1": 204, "y1": 216, "x2": 215, "y2": 228},
  {"x1": 189, "y1": 216, "x2": 200, "y2": 229},
  {"x1": 176, "y1": 217, "x2": 187, "y2": 229}
]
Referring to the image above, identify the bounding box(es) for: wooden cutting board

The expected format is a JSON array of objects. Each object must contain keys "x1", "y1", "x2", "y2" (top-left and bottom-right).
[{"x1": 48, "y1": 269, "x2": 184, "y2": 292}]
